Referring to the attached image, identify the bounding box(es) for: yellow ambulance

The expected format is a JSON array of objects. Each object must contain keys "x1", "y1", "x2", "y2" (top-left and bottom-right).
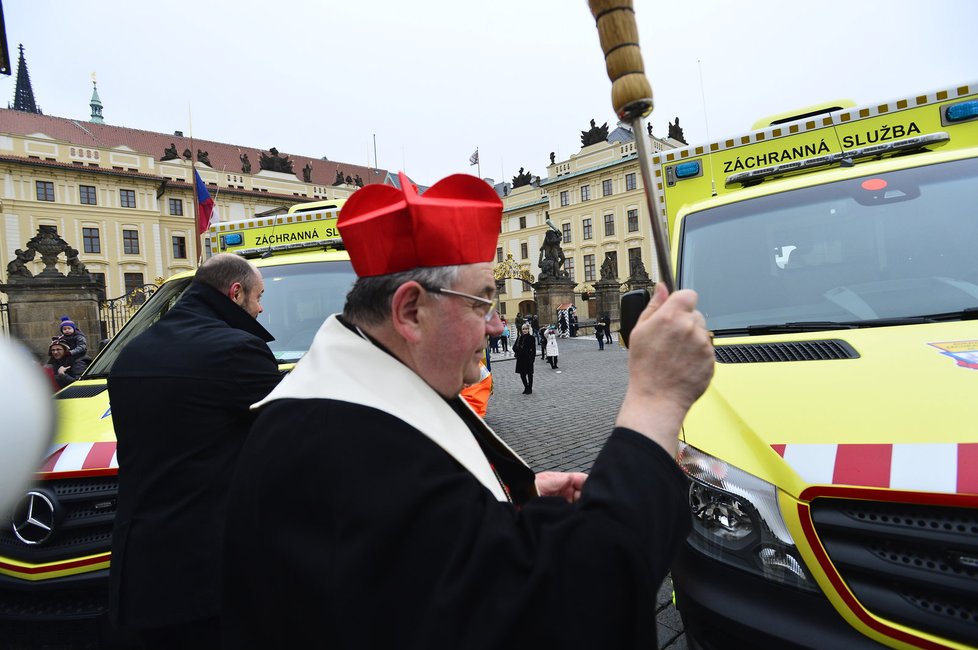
[
  {"x1": 0, "y1": 202, "x2": 355, "y2": 645},
  {"x1": 657, "y1": 81, "x2": 978, "y2": 648}
]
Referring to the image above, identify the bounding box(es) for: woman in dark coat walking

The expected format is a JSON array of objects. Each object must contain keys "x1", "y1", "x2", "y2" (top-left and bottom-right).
[{"x1": 513, "y1": 323, "x2": 537, "y2": 394}]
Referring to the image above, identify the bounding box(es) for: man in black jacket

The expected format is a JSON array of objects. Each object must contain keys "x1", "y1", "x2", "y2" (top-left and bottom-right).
[
  {"x1": 223, "y1": 173, "x2": 715, "y2": 649},
  {"x1": 108, "y1": 253, "x2": 281, "y2": 649}
]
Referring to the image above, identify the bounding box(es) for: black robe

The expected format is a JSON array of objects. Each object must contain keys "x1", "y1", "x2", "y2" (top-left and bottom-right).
[
  {"x1": 108, "y1": 282, "x2": 281, "y2": 629},
  {"x1": 222, "y1": 315, "x2": 690, "y2": 649}
]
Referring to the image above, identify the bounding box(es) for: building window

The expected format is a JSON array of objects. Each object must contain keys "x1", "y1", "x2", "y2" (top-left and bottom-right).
[
  {"x1": 604, "y1": 251, "x2": 618, "y2": 278},
  {"x1": 584, "y1": 254, "x2": 595, "y2": 282},
  {"x1": 602, "y1": 179, "x2": 613, "y2": 196},
  {"x1": 628, "y1": 247, "x2": 643, "y2": 276},
  {"x1": 124, "y1": 272, "x2": 146, "y2": 304},
  {"x1": 83, "y1": 227, "x2": 101, "y2": 254},
  {"x1": 123, "y1": 229, "x2": 140, "y2": 254},
  {"x1": 580, "y1": 185, "x2": 591, "y2": 201},
  {"x1": 604, "y1": 213, "x2": 615, "y2": 237},
  {"x1": 564, "y1": 257, "x2": 575, "y2": 281},
  {"x1": 519, "y1": 216, "x2": 526, "y2": 229},
  {"x1": 499, "y1": 302, "x2": 507, "y2": 315},
  {"x1": 559, "y1": 190, "x2": 569, "y2": 207},
  {"x1": 496, "y1": 247, "x2": 503, "y2": 263},
  {"x1": 625, "y1": 173, "x2": 637, "y2": 191},
  {"x1": 120, "y1": 189, "x2": 136, "y2": 208},
  {"x1": 79, "y1": 185, "x2": 97, "y2": 205},
  {"x1": 90, "y1": 272, "x2": 106, "y2": 300},
  {"x1": 561, "y1": 222, "x2": 571, "y2": 243},
  {"x1": 520, "y1": 242, "x2": 528, "y2": 259},
  {"x1": 169, "y1": 198, "x2": 184, "y2": 216},
  {"x1": 582, "y1": 218, "x2": 593, "y2": 240},
  {"x1": 627, "y1": 208, "x2": 639, "y2": 232},
  {"x1": 36, "y1": 181, "x2": 55, "y2": 202},
  {"x1": 496, "y1": 279, "x2": 506, "y2": 296},
  {"x1": 172, "y1": 235, "x2": 187, "y2": 259}
]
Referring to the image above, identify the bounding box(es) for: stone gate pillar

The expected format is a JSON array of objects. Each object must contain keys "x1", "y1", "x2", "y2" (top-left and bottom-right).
[
  {"x1": 2, "y1": 226, "x2": 101, "y2": 360},
  {"x1": 594, "y1": 278, "x2": 621, "y2": 330},
  {"x1": 533, "y1": 276, "x2": 576, "y2": 327},
  {"x1": 593, "y1": 255, "x2": 622, "y2": 333}
]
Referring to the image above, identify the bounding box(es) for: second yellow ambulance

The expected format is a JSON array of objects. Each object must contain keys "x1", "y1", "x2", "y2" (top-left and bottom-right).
[{"x1": 656, "y1": 81, "x2": 978, "y2": 649}]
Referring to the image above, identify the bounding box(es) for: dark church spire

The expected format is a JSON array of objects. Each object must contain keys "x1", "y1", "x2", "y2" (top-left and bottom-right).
[{"x1": 11, "y1": 44, "x2": 42, "y2": 114}]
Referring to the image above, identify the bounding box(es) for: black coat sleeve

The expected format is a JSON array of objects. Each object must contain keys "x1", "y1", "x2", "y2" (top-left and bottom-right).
[{"x1": 223, "y1": 401, "x2": 689, "y2": 650}]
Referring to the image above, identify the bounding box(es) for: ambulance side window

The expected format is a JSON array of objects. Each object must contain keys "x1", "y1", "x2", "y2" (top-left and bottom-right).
[{"x1": 85, "y1": 278, "x2": 194, "y2": 376}]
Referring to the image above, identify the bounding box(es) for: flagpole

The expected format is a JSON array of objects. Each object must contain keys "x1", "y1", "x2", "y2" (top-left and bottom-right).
[{"x1": 189, "y1": 105, "x2": 201, "y2": 265}]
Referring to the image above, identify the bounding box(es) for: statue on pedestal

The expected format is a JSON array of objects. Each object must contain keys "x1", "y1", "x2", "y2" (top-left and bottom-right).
[{"x1": 537, "y1": 216, "x2": 566, "y2": 281}]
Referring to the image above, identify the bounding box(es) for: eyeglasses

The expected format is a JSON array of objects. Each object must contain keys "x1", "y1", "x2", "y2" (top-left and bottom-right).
[{"x1": 421, "y1": 284, "x2": 498, "y2": 322}]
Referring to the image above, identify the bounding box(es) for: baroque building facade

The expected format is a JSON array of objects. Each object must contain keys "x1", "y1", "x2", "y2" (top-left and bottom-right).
[
  {"x1": 0, "y1": 108, "x2": 390, "y2": 301},
  {"x1": 495, "y1": 121, "x2": 681, "y2": 321}
]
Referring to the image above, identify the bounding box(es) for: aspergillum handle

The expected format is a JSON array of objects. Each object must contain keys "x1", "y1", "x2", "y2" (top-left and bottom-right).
[{"x1": 588, "y1": 0, "x2": 654, "y2": 120}]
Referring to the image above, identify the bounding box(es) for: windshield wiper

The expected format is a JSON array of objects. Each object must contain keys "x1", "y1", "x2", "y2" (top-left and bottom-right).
[
  {"x1": 916, "y1": 306, "x2": 978, "y2": 321},
  {"x1": 714, "y1": 315, "x2": 950, "y2": 337},
  {"x1": 840, "y1": 316, "x2": 936, "y2": 327},
  {"x1": 712, "y1": 321, "x2": 858, "y2": 336}
]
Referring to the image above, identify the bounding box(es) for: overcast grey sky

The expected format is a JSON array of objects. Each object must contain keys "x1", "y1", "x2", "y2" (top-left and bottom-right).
[{"x1": 3, "y1": 0, "x2": 977, "y2": 186}]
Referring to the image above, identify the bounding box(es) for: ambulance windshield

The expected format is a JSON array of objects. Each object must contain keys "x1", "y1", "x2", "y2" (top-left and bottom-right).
[
  {"x1": 680, "y1": 157, "x2": 978, "y2": 333},
  {"x1": 85, "y1": 259, "x2": 356, "y2": 376},
  {"x1": 256, "y1": 260, "x2": 356, "y2": 362}
]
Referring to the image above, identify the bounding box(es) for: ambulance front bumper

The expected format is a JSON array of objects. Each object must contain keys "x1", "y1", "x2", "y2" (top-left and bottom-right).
[{"x1": 672, "y1": 542, "x2": 887, "y2": 650}]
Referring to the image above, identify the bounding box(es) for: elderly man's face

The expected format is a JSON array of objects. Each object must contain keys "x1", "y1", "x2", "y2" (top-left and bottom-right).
[{"x1": 418, "y1": 262, "x2": 502, "y2": 397}]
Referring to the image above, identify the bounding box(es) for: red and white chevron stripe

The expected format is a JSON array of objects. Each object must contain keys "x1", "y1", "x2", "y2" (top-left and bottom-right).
[
  {"x1": 772, "y1": 443, "x2": 978, "y2": 495},
  {"x1": 39, "y1": 442, "x2": 118, "y2": 474}
]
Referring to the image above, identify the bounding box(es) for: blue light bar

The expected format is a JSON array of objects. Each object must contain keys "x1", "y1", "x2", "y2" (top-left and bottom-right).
[
  {"x1": 675, "y1": 161, "x2": 701, "y2": 178},
  {"x1": 223, "y1": 233, "x2": 243, "y2": 246},
  {"x1": 946, "y1": 100, "x2": 978, "y2": 122}
]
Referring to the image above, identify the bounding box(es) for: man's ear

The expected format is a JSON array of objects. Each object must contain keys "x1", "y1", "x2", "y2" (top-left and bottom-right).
[
  {"x1": 228, "y1": 281, "x2": 243, "y2": 303},
  {"x1": 390, "y1": 282, "x2": 426, "y2": 344}
]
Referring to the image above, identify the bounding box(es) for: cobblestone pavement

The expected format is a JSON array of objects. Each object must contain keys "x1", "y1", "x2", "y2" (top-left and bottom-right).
[{"x1": 485, "y1": 335, "x2": 689, "y2": 650}]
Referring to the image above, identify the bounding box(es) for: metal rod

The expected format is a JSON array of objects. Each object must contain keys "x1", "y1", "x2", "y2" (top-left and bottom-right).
[{"x1": 632, "y1": 117, "x2": 674, "y2": 291}]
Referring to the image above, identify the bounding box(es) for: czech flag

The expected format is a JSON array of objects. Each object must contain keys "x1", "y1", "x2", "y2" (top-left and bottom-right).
[{"x1": 194, "y1": 169, "x2": 215, "y2": 234}]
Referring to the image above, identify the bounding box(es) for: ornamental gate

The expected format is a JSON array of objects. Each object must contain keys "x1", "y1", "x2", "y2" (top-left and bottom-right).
[
  {"x1": 492, "y1": 254, "x2": 537, "y2": 316},
  {"x1": 97, "y1": 284, "x2": 158, "y2": 341}
]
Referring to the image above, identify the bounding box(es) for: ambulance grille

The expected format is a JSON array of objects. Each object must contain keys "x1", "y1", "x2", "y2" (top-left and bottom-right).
[
  {"x1": 54, "y1": 384, "x2": 107, "y2": 399},
  {"x1": 0, "y1": 477, "x2": 117, "y2": 564},
  {"x1": 714, "y1": 339, "x2": 858, "y2": 363},
  {"x1": 810, "y1": 498, "x2": 978, "y2": 647}
]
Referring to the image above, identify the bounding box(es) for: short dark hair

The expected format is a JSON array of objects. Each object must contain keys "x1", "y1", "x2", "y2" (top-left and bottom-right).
[
  {"x1": 343, "y1": 265, "x2": 460, "y2": 327},
  {"x1": 194, "y1": 253, "x2": 260, "y2": 295}
]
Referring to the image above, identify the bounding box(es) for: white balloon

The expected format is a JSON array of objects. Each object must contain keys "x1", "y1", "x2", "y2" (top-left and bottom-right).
[{"x1": 0, "y1": 339, "x2": 55, "y2": 513}]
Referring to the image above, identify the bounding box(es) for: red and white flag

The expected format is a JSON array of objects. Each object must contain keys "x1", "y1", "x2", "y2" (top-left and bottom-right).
[{"x1": 194, "y1": 169, "x2": 216, "y2": 235}]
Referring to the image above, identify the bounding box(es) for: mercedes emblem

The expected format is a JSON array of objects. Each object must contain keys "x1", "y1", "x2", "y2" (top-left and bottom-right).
[{"x1": 11, "y1": 491, "x2": 56, "y2": 545}]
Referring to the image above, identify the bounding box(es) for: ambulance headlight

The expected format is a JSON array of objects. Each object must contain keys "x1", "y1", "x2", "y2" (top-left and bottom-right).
[{"x1": 678, "y1": 442, "x2": 818, "y2": 592}]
